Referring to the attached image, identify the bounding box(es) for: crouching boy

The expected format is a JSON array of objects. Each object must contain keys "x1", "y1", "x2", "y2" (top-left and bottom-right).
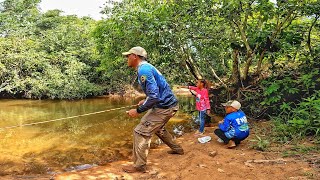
[{"x1": 214, "y1": 100, "x2": 249, "y2": 148}]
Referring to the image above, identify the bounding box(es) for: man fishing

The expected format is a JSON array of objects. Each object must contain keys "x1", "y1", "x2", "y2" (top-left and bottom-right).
[{"x1": 122, "y1": 46, "x2": 184, "y2": 173}]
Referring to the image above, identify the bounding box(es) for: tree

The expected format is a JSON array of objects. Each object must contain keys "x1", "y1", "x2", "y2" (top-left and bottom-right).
[
  {"x1": 219, "y1": 0, "x2": 313, "y2": 80},
  {"x1": 94, "y1": 0, "x2": 234, "y2": 90},
  {"x1": 0, "y1": 0, "x2": 103, "y2": 99}
]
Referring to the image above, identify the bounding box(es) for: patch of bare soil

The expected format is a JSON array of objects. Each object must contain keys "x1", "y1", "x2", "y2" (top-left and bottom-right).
[{"x1": 54, "y1": 127, "x2": 319, "y2": 180}]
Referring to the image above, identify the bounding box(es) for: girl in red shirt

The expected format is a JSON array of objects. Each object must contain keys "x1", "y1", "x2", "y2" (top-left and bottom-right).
[{"x1": 179, "y1": 79, "x2": 211, "y2": 134}]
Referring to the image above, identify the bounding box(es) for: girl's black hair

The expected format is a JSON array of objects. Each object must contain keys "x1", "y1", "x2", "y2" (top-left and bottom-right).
[{"x1": 198, "y1": 79, "x2": 208, "y2": 89}]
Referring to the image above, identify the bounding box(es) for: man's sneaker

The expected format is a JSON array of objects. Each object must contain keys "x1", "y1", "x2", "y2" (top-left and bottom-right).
[
  {"x1": 167, "y1": 149, "x2": 184, "y2": 155},
  {"x1": 122, "y1": 165, "x2": 146, "y2": 173}
]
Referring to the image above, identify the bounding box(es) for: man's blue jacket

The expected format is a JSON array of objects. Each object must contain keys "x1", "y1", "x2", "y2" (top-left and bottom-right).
[{"x1": 136, "y1": 61, "x2": 178, "y2": 113}]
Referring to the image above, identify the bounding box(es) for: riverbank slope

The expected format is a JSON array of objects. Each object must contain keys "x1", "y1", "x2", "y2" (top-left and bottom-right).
[{"x1": 54, "y1": 126, "x2": 319, "y2": 180}]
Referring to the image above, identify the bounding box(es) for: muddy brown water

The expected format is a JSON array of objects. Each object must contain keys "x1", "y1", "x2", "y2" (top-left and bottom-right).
[{"x1": 0, "y1": 96, "x2": 196, "y2": 175}]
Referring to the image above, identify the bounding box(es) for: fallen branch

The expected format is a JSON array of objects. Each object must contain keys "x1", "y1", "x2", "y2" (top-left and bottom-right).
[
  {"x1": 209, "y1": 66, "x2": 229, "y2": 90},
  {"x1": 246, "y1": 158, "x2": 288, "y2": 164}
]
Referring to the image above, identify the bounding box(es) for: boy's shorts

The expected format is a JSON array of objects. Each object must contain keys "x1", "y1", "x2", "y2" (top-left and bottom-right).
[
  {"x1": 225, "y1": 127, "x2": 249, "y2": 140},
  {"x1": 224, "y1": 127, "x2": 236, "y2": 139}
]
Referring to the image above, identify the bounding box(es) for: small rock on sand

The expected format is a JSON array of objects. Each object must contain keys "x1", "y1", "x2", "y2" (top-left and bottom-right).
[
  {"x1": 209, "y1": 151, "x2": 217, "y2": 157},
  {"x1": 197, "y1": 164, "x2": 207, "y2": 168},
  {"x1": 218, "y1": 168, "x2": 225, "y2": 173}
]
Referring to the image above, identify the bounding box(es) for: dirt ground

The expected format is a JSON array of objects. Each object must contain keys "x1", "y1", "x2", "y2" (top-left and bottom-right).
[{"x1": 52, "y1": 127, "x2": 319, "y2": 180}]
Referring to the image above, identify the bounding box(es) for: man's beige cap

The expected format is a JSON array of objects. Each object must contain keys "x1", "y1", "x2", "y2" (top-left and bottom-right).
[
  {"x1": 122, "y1": 46, "x2": 147, "y2": 58},
  {"x1": 221, "y1": 100, "x2": 241, "y2": 110}
]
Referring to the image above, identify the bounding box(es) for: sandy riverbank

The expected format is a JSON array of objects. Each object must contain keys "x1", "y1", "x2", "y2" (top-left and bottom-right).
[{"x1": 53, "y1": 126, "x2": 319, "y2": 180}]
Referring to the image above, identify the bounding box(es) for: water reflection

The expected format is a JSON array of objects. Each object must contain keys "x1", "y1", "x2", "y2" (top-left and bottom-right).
[{"x1": 0, "y1": 96, "x2": 194, "y2": 175}]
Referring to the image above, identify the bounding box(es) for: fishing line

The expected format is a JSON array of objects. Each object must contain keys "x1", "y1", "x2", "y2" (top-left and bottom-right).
[{"x1": 0, "y1": 104, "x2": 137, "y2": 131}]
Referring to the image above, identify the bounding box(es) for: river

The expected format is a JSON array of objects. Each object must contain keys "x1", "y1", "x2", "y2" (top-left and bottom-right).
[{"x1": 0, "y1": 96, "x2": 195, "y2": 175}]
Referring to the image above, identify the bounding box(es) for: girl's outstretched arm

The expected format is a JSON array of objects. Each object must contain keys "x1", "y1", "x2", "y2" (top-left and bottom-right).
[{"x1": 177, "y1": 86, "x2": 189, "y2": 89}]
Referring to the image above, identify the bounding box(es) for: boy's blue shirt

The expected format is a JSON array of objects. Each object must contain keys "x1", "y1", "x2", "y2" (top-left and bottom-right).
[
  {"x1": 136, "y1": 61, "x2": 177, "y2": 113},
  {"x1": 219, "y1": 110, "x2": 249, "y2": 139}
]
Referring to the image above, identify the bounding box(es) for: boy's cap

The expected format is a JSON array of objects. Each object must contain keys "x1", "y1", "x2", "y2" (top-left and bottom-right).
[
  {"x1": 122, "y1": 46, "x2": 147, "y2": 58},
  {"x1": 221, "y1": 100, "x2": 241, "y2": 110}
]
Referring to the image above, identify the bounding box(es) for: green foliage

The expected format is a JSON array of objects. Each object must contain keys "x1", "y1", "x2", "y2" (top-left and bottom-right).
[
  {"x1": 93, "y1": 0, "x2": 320, "y2": 95},
  {"x1": 271, "y1": 90, "x2": 320, "y2": 142},
  {"x1": 259, "y1": 53, "x2": 320, "y2": 141},
  {"x1": 0, "y1": 37, "x2": 103, "y2": 99},
  {"x1": 0, "y1": 0, "x2": 103, "y2": 99},
  {"x1": 93, "y1": 0, "x2": 232, "y2": 91},
  {"x1": 261, "y1": 68, "x2": 319, "y2": 111},
  {"x1": 250, "y1": 135, "x2": 270, "y2": 151}
]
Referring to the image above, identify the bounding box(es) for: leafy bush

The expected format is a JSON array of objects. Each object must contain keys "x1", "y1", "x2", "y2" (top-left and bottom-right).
[
  {"x1": 259, "y1": 55, "x2": 320, "y2": 142},
  {"x1": 250, "y1": 135, "x2": 270, "y2": 151},
  {"x1": 272, "y1": 91, "x2": 320, "y2": 141},
  {"x1": 0, "y1": 4, "x2": 104, "y2": 99},
  {"x1": 261, "y1": 70, "x2": 319, "y2": 110}
]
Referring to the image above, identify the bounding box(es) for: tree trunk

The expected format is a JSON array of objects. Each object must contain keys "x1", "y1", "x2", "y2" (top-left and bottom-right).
[
  {"x1": 231, "y1": 49, "x2": 241, "y2": 86},
  {"x1": 180, "y1": 47, "x2": 202, "y2": 80},
  {"x1": 256, "y1": 48, "x2": 267, "y2": 74},
  {"x1": 233, "y1": 20, "x2": 253, "y2": 81},
  {"x1": 243, "y1": 50, "x2": 253, "y2": 81},
  {"x1": 307, "y1": 15, "x2": 319, "y2": 56}
]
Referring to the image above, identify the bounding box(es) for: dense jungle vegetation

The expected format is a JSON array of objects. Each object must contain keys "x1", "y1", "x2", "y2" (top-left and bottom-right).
[{"x1": 1, "y1": 0, "x2": 319, "y2": 142}]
